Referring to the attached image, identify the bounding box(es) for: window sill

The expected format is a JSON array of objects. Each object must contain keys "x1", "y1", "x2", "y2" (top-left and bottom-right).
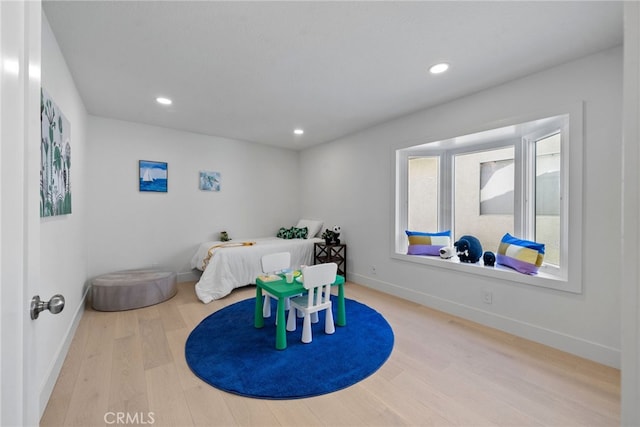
[{"x1": 391, "y1": 252, "x2": 579, "y2": 293}]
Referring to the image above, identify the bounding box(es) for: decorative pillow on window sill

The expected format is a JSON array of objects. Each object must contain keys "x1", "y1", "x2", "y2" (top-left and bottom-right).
[
  {"x1": 406, "y1": 230, "x2": 451, "y2": 256},
  {"x1": 496, "y1": 233, "x2": 545, "y2": 274}
]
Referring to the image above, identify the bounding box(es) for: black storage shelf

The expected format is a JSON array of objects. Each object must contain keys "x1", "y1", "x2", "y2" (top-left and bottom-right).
[{"x1": 314, "y1": 243, "x2": 347, "y2": 279}]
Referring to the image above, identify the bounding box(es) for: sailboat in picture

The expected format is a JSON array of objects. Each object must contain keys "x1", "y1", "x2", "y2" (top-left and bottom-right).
[{"x1": 142, "y1": 168, "x2": 154, "y2": 182}]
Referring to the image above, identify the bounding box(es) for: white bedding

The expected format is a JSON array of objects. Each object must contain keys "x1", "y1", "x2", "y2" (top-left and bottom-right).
[{"x1": 191, "y1": 237, "x2": 322, "y2": 303}]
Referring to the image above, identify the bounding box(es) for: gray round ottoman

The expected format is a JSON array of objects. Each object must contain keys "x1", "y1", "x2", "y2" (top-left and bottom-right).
[{"x1": 91, "y1": 269, "x2": 177, "y2": 311}]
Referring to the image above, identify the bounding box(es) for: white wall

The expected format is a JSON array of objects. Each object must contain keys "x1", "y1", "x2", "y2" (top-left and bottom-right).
[
  {"x1": 300, "y1": 47, "x2": 623, "y2": 367},
  {"x1": 39, "y1": 13, "x2": 89, "y2": 412},
  {"x1": 86, "y1": 117, "x2": 301, "y2": 282},
  {"x1": 621, "y1": 2, "x2": 640, "y2": 424}
]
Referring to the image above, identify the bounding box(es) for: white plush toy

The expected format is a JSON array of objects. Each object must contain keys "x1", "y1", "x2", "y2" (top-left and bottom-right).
[
  {"x1": 332, "y1": 225, "x2": 341, "y2": 244},
  {"x1": 439, "y1": 246, "x2": 455, "y2": 259}
]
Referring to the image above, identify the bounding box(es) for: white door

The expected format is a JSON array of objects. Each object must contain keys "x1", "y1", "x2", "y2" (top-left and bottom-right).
[{"x1": 1, "y1": 1, "x2": 41, "y2": 425}]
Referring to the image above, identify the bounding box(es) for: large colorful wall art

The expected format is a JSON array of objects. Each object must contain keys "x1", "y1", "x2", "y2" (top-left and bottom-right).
[{"x1": 40, "y1": 88, "x2": 72, "y2": 217}]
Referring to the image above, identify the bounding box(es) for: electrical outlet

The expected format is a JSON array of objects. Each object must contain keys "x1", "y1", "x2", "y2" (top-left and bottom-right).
[{"x1": 483, "y1": 290, "x2": 493, "y2": 304}]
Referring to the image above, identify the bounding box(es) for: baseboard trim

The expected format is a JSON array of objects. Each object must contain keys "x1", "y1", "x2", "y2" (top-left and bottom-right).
[
  {"x1": 349, "y1": 273, "x2": 620, "y2": 368},
  {"x1": 178, "y1": 270, "x2": 201, "y2": 283},
  {"x1": 38, "y1": 285, "x2": 90, "y2": 418}
]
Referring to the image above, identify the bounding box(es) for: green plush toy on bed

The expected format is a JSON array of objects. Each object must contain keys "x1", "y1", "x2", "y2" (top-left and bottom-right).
[{"x1": 220, "y1": 231, "x2": 231, "y2": 242}]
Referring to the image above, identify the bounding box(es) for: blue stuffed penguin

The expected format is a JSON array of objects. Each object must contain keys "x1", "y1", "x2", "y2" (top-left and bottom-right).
[{"x1": 454, "y1": 235, "x2": 483, "y2": 263}]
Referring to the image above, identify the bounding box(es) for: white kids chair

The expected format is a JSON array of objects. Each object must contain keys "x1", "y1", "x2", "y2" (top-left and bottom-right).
[
  {"x1": 261, "y1": 252, "x2": 291, "y2": 318},
  {"x1": 286, "y1": 262, "x2": 337, "y2": 343}
]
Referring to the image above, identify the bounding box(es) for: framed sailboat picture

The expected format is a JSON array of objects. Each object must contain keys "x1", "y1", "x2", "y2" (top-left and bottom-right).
[{"x1": 139, "y1": 160, "x2": 168, "y2": 192}]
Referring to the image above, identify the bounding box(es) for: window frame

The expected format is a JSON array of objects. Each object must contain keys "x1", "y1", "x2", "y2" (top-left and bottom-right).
[
  {"x1": 393, "y1": 107, "x2": 582, "y2": 293},
  {"x1": 448, "y1": 138, "x2": 518, "y2": 238},
  {"x1": 524, "y1": 127, "x2": 565, "y2": 273}
]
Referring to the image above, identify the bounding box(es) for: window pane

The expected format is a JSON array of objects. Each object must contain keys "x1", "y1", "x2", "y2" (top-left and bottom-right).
[
  {"x1": 408, "y1": 156, "x2": 438, "y2": 231},
  {"x1": 480, "y1": 159, "x2": 514, "y2": 215},
  {"x1": 535, "y1": 133, "x2": 561, "y2": 266},
  {"x1": 454, "y1": 147, "x2": 514, "y2": 252}
]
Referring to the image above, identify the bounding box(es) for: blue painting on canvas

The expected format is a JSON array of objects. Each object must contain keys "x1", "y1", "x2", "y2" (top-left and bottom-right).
[
  {"x1": 199, "y1": 171, "x2": 221, "y2": 191},
  {"x1": 139, "y1": 160, "x2": 168, "y2": 192}
]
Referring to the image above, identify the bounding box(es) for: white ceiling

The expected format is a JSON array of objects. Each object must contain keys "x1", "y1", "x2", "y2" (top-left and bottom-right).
[{"x1": 42, "y1": 1, "x2": 623, "y2": 150}]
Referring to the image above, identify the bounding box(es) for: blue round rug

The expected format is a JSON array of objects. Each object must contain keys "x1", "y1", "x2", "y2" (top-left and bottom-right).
[{"x1": 185, "y1": 296, "x2": 394, "y2": 399}]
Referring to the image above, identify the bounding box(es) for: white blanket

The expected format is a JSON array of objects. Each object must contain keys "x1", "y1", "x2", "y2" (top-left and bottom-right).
[{"x1": 191, "y1": 237, "x2": 322, "y2": 303}]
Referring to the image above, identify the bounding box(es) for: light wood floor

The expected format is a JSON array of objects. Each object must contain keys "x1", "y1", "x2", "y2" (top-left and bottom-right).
[{"x1": 41, "y1": 281, "x2": 620, "y2": 427}]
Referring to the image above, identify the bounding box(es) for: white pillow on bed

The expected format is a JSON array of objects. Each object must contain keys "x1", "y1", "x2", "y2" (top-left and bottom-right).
[{"x1": 296, "y1": 219, "x2": 323, "y2": 238}]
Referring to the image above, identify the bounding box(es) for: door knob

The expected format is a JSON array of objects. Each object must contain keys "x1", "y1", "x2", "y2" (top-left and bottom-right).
[{"x1": 30, "y1": 294, "x2": 65, "y2": 320}]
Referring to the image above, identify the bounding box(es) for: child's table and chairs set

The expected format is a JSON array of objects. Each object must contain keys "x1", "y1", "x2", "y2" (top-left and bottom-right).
[{"x1": 255, "y1": 258, "x2": 346, "y2": 350}]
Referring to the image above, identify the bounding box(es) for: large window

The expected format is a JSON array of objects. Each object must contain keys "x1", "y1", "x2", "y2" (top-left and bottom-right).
[
  {"x1": 407, "y1": 156, "x2": 439, "y2": 231},
  {"x1": 454, "y1": 146, "x2": 515, "y2": 258},
  {"x1": 534, "y1": 133, "x2": 561, "y2": 266},
  {"x1": 395, "y1": 113, "x2": 576, "y2": 287}
]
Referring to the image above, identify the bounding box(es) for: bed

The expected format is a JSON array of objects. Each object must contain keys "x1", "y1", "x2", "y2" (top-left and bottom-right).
[
  {"x1": 191, "y1": 237, "x2": 323, "y2": 303},
  {"x1": 190, "y1": 220, "x2": 325, "y2": 303}
]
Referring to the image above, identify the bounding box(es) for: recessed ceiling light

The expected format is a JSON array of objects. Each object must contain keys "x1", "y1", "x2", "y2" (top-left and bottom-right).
[
  {"x1": 429, "y1": 63, "x2": 450, "y2": 74},
  {"x1": 294, "y1": 129, "x2": 304, "y2": 135},
  {"x1": 156, "y1": 97, "x2": 172, "y2": 105}
]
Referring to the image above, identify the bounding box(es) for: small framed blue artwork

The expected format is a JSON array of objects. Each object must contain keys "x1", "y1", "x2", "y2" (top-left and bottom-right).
[
  {"x1": 199, "y1": 171, "x2": 221, "y2": 191},
  {"x1": 139, "y1": 160, "x2": 168, "y2": 192}
]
